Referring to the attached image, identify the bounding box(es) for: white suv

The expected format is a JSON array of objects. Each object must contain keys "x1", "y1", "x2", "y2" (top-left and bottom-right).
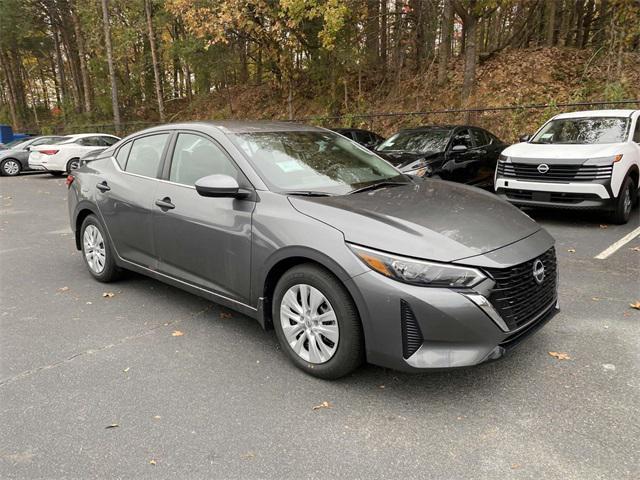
[
  {"x1": 495, "y1": 110, "x2": 640, "y2": 223},
  {"x1": 29, "y1": 133, "x2": 120, "y2": 175}
]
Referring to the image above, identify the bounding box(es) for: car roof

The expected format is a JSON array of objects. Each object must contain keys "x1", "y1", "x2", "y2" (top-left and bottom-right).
[
  {"x1": 137, "y1": 121, "x2": 324, "y2": 136},
  {"x1": 66, "y1": 133, "x2": 119, "y2": 138},
  {"x1": 553, "y1": 109, "x2": 637, "y2": 119}
]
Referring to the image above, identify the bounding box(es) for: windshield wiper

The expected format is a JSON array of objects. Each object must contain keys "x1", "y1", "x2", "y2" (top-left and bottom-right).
[
  {"x1": 284, "y1": 190, "x2": 335, "y2": 197},
  {"x1": 349, "y1": 181, "x2": 410, "y2": 195}
]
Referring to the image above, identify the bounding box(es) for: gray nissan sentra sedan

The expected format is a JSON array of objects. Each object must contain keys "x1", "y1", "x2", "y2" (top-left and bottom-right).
[{"x1": 67, "y1": 121, "x2": 559, "y2": 379}]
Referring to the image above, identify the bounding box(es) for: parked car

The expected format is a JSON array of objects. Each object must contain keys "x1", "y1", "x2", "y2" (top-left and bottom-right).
[
  {"x1": 375, "y1": 125, "x2": 507, "y2": 186},
  {"x1": 0, "y1": 135, "x2": 67, "y2": 176},
  {"x1": 331, "y1": 128, "x2": 385, "y2": 150},
  {"x1": 68, "y1": 121, "x2": 558, "y2": 379},
  {"x1": 496, "y1": 109, "x2": 640, "y2": 224},
  {"x1": 29, "y1": 133, "x2": 120, "y2": 175}
]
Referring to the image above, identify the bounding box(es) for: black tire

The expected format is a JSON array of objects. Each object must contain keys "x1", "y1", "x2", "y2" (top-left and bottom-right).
[
  {"x1": 0, "y1": 158, "x2": 21, "y2": 176},
  {"x1": 609, "y1": 175, "x2": 636, "y2": 224},
  {"x1": 272, "y1": 264, "x2": 364, "y2": 379},
  {"x1": 49, "y1": 171, "x2": 64, "y2": 176},
  {"x1": 66, "y1": 158, "x2": 80, "y2": 173},
  {"x1": 80, "y1": 214, "x2": 121, "y2": 282}
]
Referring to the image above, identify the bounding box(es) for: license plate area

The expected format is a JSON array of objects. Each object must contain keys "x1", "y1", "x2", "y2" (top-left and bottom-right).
[{"x1": 532, "y1": 192, "x2": 551, "y2": 202}]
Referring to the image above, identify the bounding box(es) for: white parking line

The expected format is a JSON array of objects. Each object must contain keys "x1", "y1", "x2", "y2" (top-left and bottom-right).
[{"x1": 594, "y1": 226, "x2": 640, "y2": 259}]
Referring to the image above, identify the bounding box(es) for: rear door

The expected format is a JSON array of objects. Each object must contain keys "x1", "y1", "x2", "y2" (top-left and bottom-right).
[
  {"x1": 469, "y1": 128, "x2": 497, "y2": 185},
  {"x1": 446, "y1": 128, "x2": 478, "y2": 183},
  {"x1": 95, "y1": 132, "x2": 171, "y2": 269},
  {"x1": 152, "y1": 131, "x2": 254, "y2": 303}
]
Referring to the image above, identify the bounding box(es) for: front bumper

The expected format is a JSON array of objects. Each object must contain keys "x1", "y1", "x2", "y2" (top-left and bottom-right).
[{"x1": 495, "y1": 177, "x2": 614, "y2": 210}]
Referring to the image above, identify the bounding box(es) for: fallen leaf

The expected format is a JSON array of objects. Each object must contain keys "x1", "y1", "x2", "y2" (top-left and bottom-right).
[
  {"x1": 123, "y1": 367, "x2": 130, "y2": 373},
  {"x1": 171, "y1": 330, "x2": 184, "y2": 337},
  {"x1": 86, "y1": 301, "x2": 92, "y2": 305},
  {"x1": 591, "y1": 297, "x2": 600, "y2": 301},
  {"x1": 105, "y1": 424, "x2": 119, "y2": 429},
  {"x1": 511, "y1": 464, "x2": 522, "y2": 470},
  {"x1": 378, "y1": 384, "x2": 385, "y2": 389},
  {"x1": 629, "y1": 301, "x2": 640, "y2": 310},
  {"x1": 241, "y1": 451, "x2": 255, "y2": 459},
  {"x1": 567, "y1": 248, "x2": 576, "y2": 253},
  {"x1": 599, "y1": 224, "x2": 608, "y2": 229},
  {"x1": 102, "y1": 292, "x2": 115, "y2": 298},
  {"x1": 58, "y1": 286, "x2": 70, "y2": 292},
  {"x1": 630, "y1": 246, "x2": 640, "y2": 252},
  {"x1": 312, "y1": 401, "x2": 332, "y2": 410},
  {"x1": 219, "y1": 312, "x2": 232, "y2": 319},
  {"x1": 149, "y1": 459, "x2": 156, "y2": 466},
  {"x1": 153, "y1": 415, "x2": 161, "y2": 420},
  {"x1": 548, "y1": 351, "x2": 571, "y2": 360}
]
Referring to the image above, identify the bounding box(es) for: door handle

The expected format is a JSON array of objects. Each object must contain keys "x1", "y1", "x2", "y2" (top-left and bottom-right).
[
  {"x1": 96, "y1": 181, "x2": 110, "y2": 192},
  {"x1": 155, "y1": 197, "x2": 175, "y2": 210}
]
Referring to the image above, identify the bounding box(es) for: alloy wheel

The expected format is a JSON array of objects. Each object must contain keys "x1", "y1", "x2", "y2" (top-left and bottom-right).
[
  {"x1": 3, "y1": 160, "x2": 20, "y2": 176},
  {"x1": 83, "y1": 224, "x2": 106, "y2": 274},
  {"x1": 68, "y1": 159, "x2": 79, "y2": 171},
  {"x1": 623, "y1": 185, "x2": 632, "y2": 218},
  {"x1": 280, "y1": 284, "x2": 339, "y2": 364}
]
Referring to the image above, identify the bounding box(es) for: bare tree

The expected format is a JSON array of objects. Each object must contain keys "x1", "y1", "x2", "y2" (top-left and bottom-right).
[
  {"x1": 454, "y1": 0, "x2": 479, "y2": 108},
  {"x1": 438, "y1": 0, "x2": 454, "y2": 85},
  {"x1": 101, "y1": 0, "x2": 120, "y2": 133},
  {"x1": 144, "y1": 0, "x2": 165, "y2": 122}
]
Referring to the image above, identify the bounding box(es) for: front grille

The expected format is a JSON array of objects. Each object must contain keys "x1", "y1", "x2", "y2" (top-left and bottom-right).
[
  {"x1": 400, "y1": 300, "x2": 423, "y2": 359},
  {"x1": 505, "y1": 190, "x2": 600, "y2": 204},
  {"x1": 485, "y1": 248, "x2": 557, "y2": 331},
  {"x1": 497, "y1": 162, "x2": 612, "y2": 182}
]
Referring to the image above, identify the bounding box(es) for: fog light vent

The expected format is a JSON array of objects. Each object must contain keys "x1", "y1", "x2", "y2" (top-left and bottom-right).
[{"x1": 400, "y1": 300, "x2": 423, "y2": 359}]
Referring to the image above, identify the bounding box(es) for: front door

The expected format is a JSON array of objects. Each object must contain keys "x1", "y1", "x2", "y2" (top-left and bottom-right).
[
  {"x1": 152, "y1": 132, "x2": 254, "y2": 304},
  {"x1": 445, "y1": 128, "x2": 479, "y2": 183}
]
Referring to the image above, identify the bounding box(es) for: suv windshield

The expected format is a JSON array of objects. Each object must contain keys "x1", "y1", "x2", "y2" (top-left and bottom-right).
[
  {"x1": 531, "y1": 117, "x2": 629, "y2": 144},
  {"x1": 377, "y1": 129, "x2": 451, "y2": 154},
  {"x1": 232, "y1": 131, "x2": 406, "y2": 194}
]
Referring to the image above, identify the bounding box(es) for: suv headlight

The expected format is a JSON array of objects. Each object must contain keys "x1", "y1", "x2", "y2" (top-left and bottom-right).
[
  {"x1": 348, "y1": 244, "x2": 486, "y2": 288},
  {"x1": 498, "y1": 154, "x2": 509, "y2": 162},
  {"x1": 404, "y1": 161, "x2": 433, "y2": 177}
]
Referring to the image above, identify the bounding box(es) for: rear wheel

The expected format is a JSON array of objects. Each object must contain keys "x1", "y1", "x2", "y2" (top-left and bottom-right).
[
  {"x1": 610, "y1": 175, "x2": 636, "y2": 224},
  {"x1": 80, "y1": 214, "x2": 121, "y2": 282},
  {"x1": 66, "y1": 158, "x2": 80, "y2": 173},
  {"x1": 272, "y1": 264, "x2": 364, "y2": 379},
  {"x1": 0, "y1": 158, "x2": 21, "y2": 176}
]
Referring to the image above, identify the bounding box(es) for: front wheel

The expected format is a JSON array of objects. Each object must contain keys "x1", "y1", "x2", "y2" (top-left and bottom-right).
[
  {"x1": 0, "y1": 158, "x2": 21, "y2": 176},
  {"x1": 609, "y1": 176, "x2": 636, "y2": 224},
  {"x1": 80, "y1": 215, "x2": 121, "y2": 282},
  {"x1": 272, "y1": 264, "x2": 364, "y2": 379},
  {"x1": 66, "y1": 158, "x2": 80, "y2": 173}
]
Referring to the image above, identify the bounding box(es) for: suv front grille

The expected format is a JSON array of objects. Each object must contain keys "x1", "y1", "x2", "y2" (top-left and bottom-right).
[
  {"x1": 485, "y1": 248, "x2": 557, "y2": 331},
  {"x1": 497, "y1": 162, "x2": 612, "y2": 182}
]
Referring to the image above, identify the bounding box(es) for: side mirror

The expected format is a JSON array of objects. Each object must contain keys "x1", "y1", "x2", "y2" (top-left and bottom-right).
[
  {"x1": 24, "y1": 146, "x2": 31, "y2": 151},
  {"x1": 195, "y1": 174, "x2": 245, "y2": 198},
  {"x1": 518, "y1": 134, "x2": 530, "y2": 143},
  {"x1": 451, "y1": 144, "x2": 468, "y2": 153}
]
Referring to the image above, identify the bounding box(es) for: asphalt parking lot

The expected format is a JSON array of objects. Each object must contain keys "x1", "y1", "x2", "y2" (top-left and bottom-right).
[{"x1": 1, "y1": 173, "x2": 639, "y2": 479}]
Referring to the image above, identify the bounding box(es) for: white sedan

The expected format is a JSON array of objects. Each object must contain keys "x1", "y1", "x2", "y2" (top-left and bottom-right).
[{"x1": 29, "y1": 133, "x2": 120, "y2": 174}]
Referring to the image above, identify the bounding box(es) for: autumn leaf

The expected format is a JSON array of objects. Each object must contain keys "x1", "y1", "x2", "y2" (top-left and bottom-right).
[
  {"x1": 312, "y1": 401, "x2": 332, "y2": 410},
  {"x1": 58, "y1": 286, "x2": 70, "y2": 292},
  {"x1": 105, "y1": 423, "x2": 119, "y2": 429},
  {"x1": 630, "y1": 246, "x2": 640, "y2": 252},
  {"x1": 599, "y1": 224, "x2": 608, "y2": 229},
  {"x1": 171, "y1": 330, "x2": 184, "y2": 337},
  {"x1": 548, "y1": 351, "x2": 570, "y2": 360},
  {"x1": 219, "y1": 312, "x2": 232, "y2": 319},
  {"x1": 149, "y1": 459, "x2": 156, "y2": 466},
  {"x1": 567, "y1": 248, "x2": 576, "y2": 253},
  {"x1": 102, "y1": 292, "x2": 115, "y2": 298},
  {"x1": 630, "y1": 301, "x2": 640, "y2": 310}
]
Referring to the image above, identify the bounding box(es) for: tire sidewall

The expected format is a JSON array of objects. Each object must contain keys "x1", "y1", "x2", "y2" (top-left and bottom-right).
[
  {"x1": 66, "y1": 158, "x2": 80, "y2": 173},
  {"x1": 613, "y1": 176, "x2": 635, "y2": 224},
  {"x1": 80, "y1": 214, "x2": 118, "y2": 282},
  {"x1": 272, "y1": 265, "x2": 363, "y2": 379}
]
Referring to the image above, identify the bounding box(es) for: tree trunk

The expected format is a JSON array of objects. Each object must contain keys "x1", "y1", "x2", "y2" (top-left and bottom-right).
[
  {"x1": 70, "y1": 3, "x2": 92, "y2": 114},
  {"x1": 0, "y1": 51, "x2": 20, "y2": 128},
  {"x1": 365, "y1": 0, "x2": 380, "y2": 63},
  {"x1": 380, "y1": 0, "x2": 388, "y2": 71},
  {"x1": 454, "y1": 0, "x2": 478, "y2": 109},
  {"x1": 101, "y1": 0, "x2": 121, "y2": 132},
  {"x1": 438, "y1": 0, "x2": 453, "y2": 85},
  {"x1": 546, "y1": 0, "x2": 556, "y2": 46},
  {"x1": 145, "y1": 0, "x2": 165, "y2": 122}
]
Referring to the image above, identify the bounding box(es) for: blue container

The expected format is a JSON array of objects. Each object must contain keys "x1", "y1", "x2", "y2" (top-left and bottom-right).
[{"x1": 0, "y1": 124, "x2": 13, "y2": 144}]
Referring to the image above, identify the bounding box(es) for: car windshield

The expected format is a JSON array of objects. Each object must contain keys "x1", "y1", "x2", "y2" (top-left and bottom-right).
[
  {"x1": 376, "y1": 129, "x2": 451, "y2": 153},
  {"x1": 232, "y1": 131, "x2": 406, "y2": 194},
  {"x1": 531, "y1": 117, "x2": 629, "y2": 144},
  {"x1": 4, "y1": 138, "x2": 30, "y2": 148}
]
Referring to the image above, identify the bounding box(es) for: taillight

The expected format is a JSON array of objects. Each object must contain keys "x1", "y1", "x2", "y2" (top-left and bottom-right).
[
  {"x1": 39, "y1": 149, "x2": 59, "y2": 155},
  {"x1": 66, "y1": 175, "x2": 75, "y2": 188}
]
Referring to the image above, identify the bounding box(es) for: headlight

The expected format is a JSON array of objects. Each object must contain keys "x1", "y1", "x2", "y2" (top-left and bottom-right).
[
  {"x1": 348, "y1": 244, "x2": 486, "y2": 288},
  {"x1": 498, "y1": 154, "x2": 509, "y2": 162},
  {"x1": 404, "y1": 162, "x2": 432, "y2": 177},
  {"x1": 584, "y1": 154, "x2": 623, "y2": 165}
]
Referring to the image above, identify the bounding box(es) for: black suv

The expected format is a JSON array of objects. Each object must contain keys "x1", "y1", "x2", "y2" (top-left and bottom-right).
[
  {"x1": 331, "y1": 128, "x2": 385, "y2": 150},
  {"x1": 376, "y1": 125, "x2": 507, "y2": 186}
]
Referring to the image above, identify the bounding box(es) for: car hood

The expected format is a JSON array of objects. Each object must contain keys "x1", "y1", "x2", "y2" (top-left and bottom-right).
[
  {"x1": 503, "y1": 142, "x2": 624, "y2": 161},
  {"x1": 289, "y1": 179, "x2": 541, "y2": 263},
  {"x1": 376, "y1": 150, "x2": 442, "y2": 170}
]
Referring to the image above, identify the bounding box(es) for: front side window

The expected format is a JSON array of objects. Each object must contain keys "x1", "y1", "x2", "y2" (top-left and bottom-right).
[
  {"x1": 451, "y1": 129, "x2": 473, "y2": 149},
  {"x1": 633, "y1": 119, "x2": 640, "y2": 143},
  {"x1": 125, "y1": 134, "x2": 169, "y2": 177},
  {"x1": 471, "y1": 129, "x2": 489, "y2": 147},
  {"x1": 169, "y1": 133, "x2": 237, "y2": 186},
  {"x1": 531, "y1": 117, "x2": 629, "y2": 144},
  {"x1": 377, "y1": 129, "x2": 452, "y2": 154},
  {"x1": 232, "y1": 131, "x2": 405, "y2": 194}
]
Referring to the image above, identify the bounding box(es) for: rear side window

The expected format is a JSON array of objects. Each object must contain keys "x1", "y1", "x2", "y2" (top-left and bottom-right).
[
  {"x1": 101, "y1": 136, "x2": 119, "y2": 146},
  {"x1": 78, "y1": 137, "x2": 102, "y2": 146},
  {"x1": 115, "y1": 142, "x2": 132, "y2": 168},
  {"x1": 125, "y1": 134, "x2": 169, "y2": 177},
  {"x1": 634, "y1": 119, "x2": 640, "y2": 143}
]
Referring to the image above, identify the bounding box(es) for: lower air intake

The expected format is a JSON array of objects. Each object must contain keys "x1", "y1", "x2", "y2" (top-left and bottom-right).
[{"x1": 401, "y1": 300, "x2": 423, "y2": 359}]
